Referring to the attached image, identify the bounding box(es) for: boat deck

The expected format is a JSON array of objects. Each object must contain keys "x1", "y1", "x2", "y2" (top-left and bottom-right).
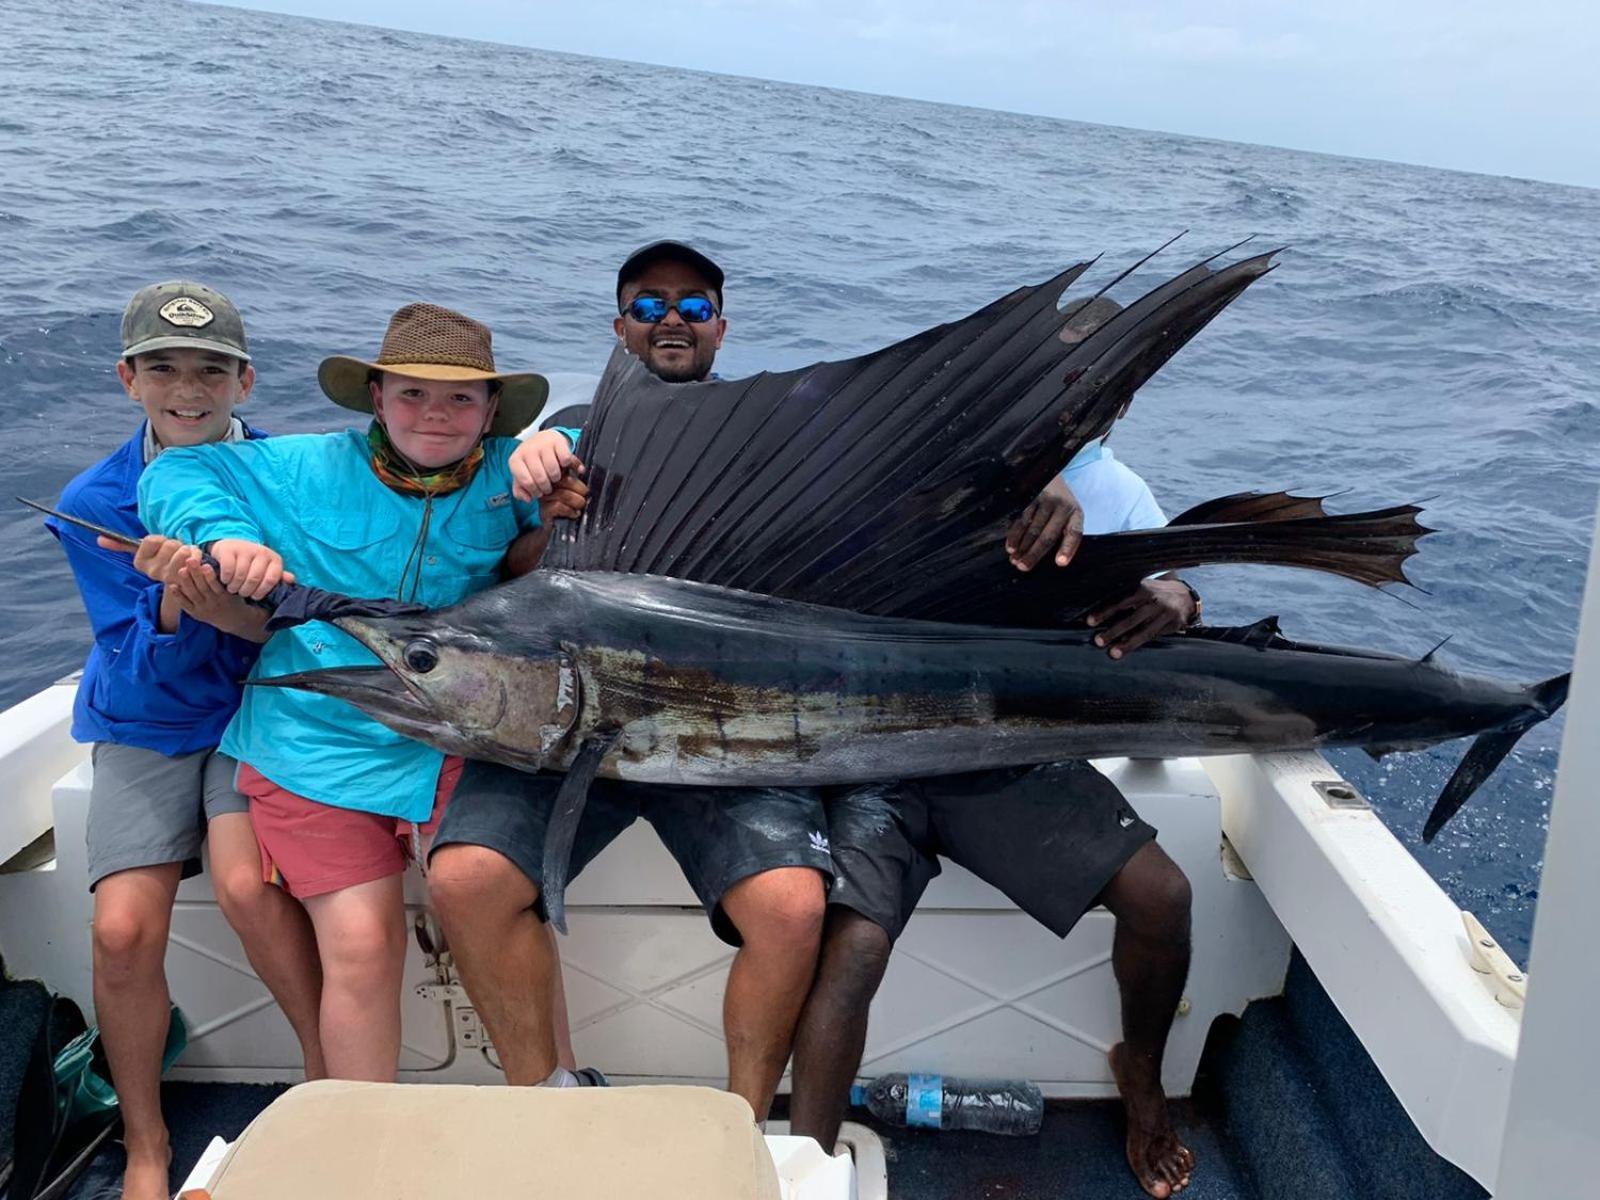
[
  {"x1": 56, "y1": 956, "x2": 1487, "y2": 1200},
  {"x1": 65, "y1": 1084, "x2": 1251, "y2": 1200}
]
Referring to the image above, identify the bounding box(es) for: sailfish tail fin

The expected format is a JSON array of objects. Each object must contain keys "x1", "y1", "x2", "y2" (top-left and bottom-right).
[{"x1": 1421, "y1": 673, "x2": 1571, "y2": 842}]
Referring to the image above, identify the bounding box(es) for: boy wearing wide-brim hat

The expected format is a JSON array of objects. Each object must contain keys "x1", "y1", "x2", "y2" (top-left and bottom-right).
[
  {"x1": 317, "y1": 302, "x2": 551, "y2": 438},
  {"x1": 134, "y1": 302, "x2": 579, "y2": 1083}
]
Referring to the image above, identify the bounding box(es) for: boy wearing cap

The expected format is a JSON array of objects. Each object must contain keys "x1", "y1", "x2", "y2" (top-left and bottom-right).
[
  {"x1": 49, "y1": 282, "x2": 325, "y2": 1200},
  {"x1": 137, "y1": 302, "x2": 575, "y2": 1083}
]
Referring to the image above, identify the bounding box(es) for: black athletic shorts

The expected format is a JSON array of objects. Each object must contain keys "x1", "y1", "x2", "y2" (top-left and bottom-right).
[
  {"x1": 826, "y1": 760, "x2": 1156, "y2": 942},
  {"x1": 432, "y1": 760, "x2": 833, "y2": 947},
  {"x1": 638, "y1": 783, "x2": 834, "y2": 946},
  {"x1": 822, "y1": 782, "x2": 941, "y2": 942},
  {"x1": 429, "y1": 759, "x2": 639, "y2": 925}
]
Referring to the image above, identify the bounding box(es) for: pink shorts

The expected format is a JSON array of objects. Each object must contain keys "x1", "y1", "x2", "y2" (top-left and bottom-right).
[{"x1": 239, "y1": 757, "x2": 464, "y2": 900}]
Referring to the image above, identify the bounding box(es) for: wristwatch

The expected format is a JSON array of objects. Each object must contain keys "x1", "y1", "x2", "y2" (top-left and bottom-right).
[{"x1": 1177, "y1": 579, "x2": 1202, "y2": 627}]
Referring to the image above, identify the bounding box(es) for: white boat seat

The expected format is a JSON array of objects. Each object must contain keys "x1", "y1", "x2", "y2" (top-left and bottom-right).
[{"x1": 193, "y1": 1080, "x2": 780, "y2": 1200}]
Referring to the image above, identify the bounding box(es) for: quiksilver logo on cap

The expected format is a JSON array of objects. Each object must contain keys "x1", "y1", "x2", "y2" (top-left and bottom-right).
[{"x1": 158, "y1": 296, "x2": 215, "y2": 328}]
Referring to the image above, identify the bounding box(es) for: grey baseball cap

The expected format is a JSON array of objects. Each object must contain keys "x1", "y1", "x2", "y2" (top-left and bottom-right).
[{"x1": 121, "y1": 280, "x2": 251, "y2": 362}]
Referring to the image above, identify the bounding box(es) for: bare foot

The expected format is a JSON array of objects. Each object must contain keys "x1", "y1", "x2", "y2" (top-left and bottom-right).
[
  {"x1": 120, "y1": 1133, "x2": 172, "y2": 1200},
  {"x1": 1109, "y1": 1043, "x2": 1194, "y2": 1198}
]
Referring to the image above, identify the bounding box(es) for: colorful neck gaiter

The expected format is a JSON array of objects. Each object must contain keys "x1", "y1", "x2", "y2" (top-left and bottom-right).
[{"x1": 366, "y1": 420, "x2": 484, "y2": 498}]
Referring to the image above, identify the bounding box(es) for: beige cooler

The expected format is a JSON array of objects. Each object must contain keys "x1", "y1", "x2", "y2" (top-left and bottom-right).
[{"x1": 193, "y1": 1080, "x2": 780, "y2": 1199}]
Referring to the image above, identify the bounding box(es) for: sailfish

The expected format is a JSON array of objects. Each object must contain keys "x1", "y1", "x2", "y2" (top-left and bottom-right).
[{"x1": 47, "y1": 246, "x2": 1566, "y2": 930}]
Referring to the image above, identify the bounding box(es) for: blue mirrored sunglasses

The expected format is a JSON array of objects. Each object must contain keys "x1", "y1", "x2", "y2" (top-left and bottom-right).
[{"x1": 623, "y1": 296, "x2": 719, "y2": 324}]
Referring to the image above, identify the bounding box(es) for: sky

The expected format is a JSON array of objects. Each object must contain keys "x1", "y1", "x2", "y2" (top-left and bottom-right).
[{"x1": 206, "y1": 0, "x2": 1599, "y2": 190}]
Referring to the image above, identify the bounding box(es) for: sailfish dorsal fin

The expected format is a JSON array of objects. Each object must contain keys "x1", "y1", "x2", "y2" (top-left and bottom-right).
[{"x1": 542, "y1": 249, "x2": 1281, "y2": 622}]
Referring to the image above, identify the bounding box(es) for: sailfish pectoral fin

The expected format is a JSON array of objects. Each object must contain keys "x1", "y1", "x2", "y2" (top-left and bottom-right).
[
  {"x1": 1044, "y1": 502, "x2": 1433, "y2": 623},
  {"x1": 541, "y1": 728, "x2": 622, "y2": 935},
  {"x1": 1166, "y1": 490, "x2": 1332, "y2": 526},
  {"x1": 883, "y1": 497, "x2": 1431, "y2": 628}
]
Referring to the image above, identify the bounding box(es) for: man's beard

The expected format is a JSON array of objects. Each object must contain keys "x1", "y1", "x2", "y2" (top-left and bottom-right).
[{"x1": 648, "y1": 348, "x2": 711, "y2": 383}]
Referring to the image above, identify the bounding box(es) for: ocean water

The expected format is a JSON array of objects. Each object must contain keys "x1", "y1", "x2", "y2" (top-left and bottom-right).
[{"x1": 2, "y1": 0, "x2": 1597, "y2": 960}]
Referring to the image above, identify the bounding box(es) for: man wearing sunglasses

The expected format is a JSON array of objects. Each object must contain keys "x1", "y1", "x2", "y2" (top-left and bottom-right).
[
  {"x1": 613, "y1": 240, "x2": 727, "y2": 384},
  {"x1": 430, "y1": 241, "x2": 832, "y2": 1126},
  {"x1": 601, "y1": 248, "x2": 1196, "y2": 1195}
]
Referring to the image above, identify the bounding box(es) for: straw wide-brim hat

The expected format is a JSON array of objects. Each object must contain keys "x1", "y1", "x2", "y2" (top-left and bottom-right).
[{"x1": 318, "y1": 302, "x2": 549, "y2": 438}]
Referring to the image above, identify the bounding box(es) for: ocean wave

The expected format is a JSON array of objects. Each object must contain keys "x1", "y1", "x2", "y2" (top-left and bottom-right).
[{"x1": 86, "y1": 210, "x2": 184, "y2": 238}]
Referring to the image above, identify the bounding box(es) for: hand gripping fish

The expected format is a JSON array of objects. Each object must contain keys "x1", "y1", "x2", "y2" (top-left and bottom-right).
[{"x1": 47, "y1": 248, "x2": 1568, "y2": 930}]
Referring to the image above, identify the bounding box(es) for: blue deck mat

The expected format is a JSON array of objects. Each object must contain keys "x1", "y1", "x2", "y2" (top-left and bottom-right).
[
  {"x1": 63, "y1": 1083, "x2": 1251, "y2": 1199},
  {"x1": 1210, "y1": 952, "x2": 1487, "y2": 1200},
  {"x1": 66, "y1": 1081, "x2": 288, "y2": 1200},
  {"x1": 841, "y1": 1098, "x2": 1254, "y2": 1199}
]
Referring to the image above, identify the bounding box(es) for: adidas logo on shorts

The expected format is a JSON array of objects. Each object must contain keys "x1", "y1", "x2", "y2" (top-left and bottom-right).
[{"x1": 809, "y1": 830, "x2": 831, "y2": 855}]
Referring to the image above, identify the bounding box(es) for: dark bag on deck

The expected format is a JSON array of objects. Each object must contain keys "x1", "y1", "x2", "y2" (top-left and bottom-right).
[{"x1": 5, "y1": 985, "x2": 186, "y2": 1200}]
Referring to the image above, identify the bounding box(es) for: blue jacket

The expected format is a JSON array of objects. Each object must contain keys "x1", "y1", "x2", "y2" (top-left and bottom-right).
[
  {"x1": 139, "y1": 430, "x2": 548, "y2": 822},
  {"x1": 49, "y1": 423, "x2": 268, "y2": 754}
]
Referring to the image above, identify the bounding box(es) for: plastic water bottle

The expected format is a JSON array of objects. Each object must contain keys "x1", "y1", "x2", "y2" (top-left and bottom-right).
[{"x1": 850, "y1": 1072, "x2": 1044, "y2": 1135}]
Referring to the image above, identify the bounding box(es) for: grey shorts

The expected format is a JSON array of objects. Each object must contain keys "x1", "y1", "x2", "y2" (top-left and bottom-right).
[{"x1": 86, "y1": 742, "x2": 248, "y2": 890}]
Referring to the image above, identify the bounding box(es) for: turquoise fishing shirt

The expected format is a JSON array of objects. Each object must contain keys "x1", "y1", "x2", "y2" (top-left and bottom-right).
[{"x1": 138, "y1": 429, "x2": 548, "y2": 821}]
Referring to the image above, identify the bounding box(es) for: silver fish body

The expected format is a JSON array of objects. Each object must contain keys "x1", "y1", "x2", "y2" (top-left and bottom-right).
[{"x1": 267, "y1": 570, "x2": 1564, "y2": 803}]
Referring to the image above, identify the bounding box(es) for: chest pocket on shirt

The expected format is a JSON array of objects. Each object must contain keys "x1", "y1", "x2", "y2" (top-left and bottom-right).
[
  {"x1": 446, "y1": 506, "x2": 521, "y2": 551},
  {"x1": 302, "y1": 508, "x2": 402, "y2": 551},
  {"x1": 434, "y1": 504, "x2": 522, "y2": 598},
  {"x1": 299, "y1": 508, "x2": 403, "y2": 598}
]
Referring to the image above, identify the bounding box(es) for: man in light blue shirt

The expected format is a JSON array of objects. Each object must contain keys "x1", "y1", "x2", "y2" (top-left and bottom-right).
[
  {"x1": 791, "y1": 302, "x2": 1201, "y2": 1199},
  {"x1": 1065, "y1": 439, "x2": 1168, "y2": 533},
  {"x1": 1066, "y1": 438, "x2": 1202, "y2": 659}
]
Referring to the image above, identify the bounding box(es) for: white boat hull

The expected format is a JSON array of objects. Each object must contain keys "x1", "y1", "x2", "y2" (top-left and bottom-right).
[{"x1": 0, "y1": 682, "x2": 1290, "y2": 1098}]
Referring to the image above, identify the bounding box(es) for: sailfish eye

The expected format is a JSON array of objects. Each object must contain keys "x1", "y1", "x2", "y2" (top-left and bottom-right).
[{"x1": 403, "y1": 639, "x2": 440, "y2": 674}]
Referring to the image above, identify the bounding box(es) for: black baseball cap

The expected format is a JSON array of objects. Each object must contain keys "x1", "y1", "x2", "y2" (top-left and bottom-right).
[{"x1": 616, "y1": 241, "x2": 725, "y2": 311}]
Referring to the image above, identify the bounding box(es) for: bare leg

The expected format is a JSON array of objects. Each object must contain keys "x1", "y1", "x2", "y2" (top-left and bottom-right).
[
  {"x1": 206, "y1": 812, "x2": 326, "y2": 1078},
  {"x1": 301, "y1": 875, "x2": 408, "y2": 1081},
  {"x1": 547, "y1": 924, "x2": 578, "y2": 1070},
  {"x1": 92, "y1": 864, "x2": 182, "y2": 1200},
  {"x1": 718, "y1": 867, "x2": 826, "y2": 1120},
  {"x1": 1098, "y1": 842, "x2": 1195, "y2": 1199},
  {"x1": 428, "y1": 844, "x2": 560, "y2": 1084},
  {"x1": 789, "y1": 908, "x2": 892, "y2": 1148}
]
